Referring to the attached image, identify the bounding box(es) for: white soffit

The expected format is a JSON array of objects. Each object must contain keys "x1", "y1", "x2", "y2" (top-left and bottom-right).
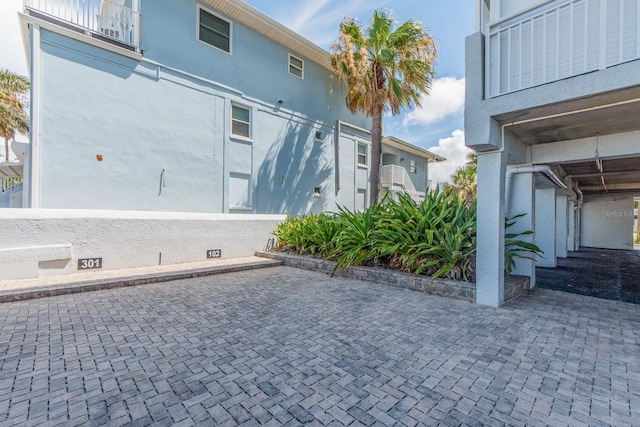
[
  {"x1": 202, "y1": 0, "x2": 332, "y2": 69},
  {"x1": 0, "y1": 163, "x2": 23, "y2": 179}
]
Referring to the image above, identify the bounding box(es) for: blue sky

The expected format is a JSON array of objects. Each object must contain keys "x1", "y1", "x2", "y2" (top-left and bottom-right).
[{"x1": 0, "y1": 0, "x2": 476, "y2": 182}]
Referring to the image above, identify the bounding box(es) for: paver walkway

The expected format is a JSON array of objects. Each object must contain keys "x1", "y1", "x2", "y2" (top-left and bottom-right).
[{"x1": 0, "y1": 266, "x2": 638, "y2": 426}]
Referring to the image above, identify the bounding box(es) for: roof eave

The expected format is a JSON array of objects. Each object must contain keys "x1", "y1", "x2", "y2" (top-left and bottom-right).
[{"x1": 202, "y1": 0, "x2": 332, "y2": 70}]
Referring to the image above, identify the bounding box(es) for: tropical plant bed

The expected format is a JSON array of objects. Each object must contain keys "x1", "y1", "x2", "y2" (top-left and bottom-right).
[
  {"x1": 267, "y1": 191, "x2": 538, "y2": 303},
  {"x1": 255, "y1": 251, "x2": 530, "y2": 303}
]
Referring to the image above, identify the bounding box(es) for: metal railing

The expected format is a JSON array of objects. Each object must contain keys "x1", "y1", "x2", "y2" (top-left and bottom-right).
[
  {"x1": 380, "y1": 165, "x2": 425, "y2": 202},
  {"x1": 24, "y1": 0, "x2": 141, "y2": 49},
  {"x1": 487, "y1": 0, "x2": 640, "y2": 97},
  {"x1": 1, "y1": 177, "x2": 22, "y2": 193}
]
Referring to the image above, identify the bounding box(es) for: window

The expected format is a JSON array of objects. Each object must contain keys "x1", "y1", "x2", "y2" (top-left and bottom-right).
[
  {"x1": 198, "y1": 7, "x2": 231, "y2": 53},
  {"x1": 357, "y1": 143, "x2": 367, "y2": 166},
  {"x1": 289, "y1": 54, "x2": 304, "y2": 79},
  {"x1": 315, "y1": 130, "x2": 323, "y2": 141},
  {"x1": 410, "y1": 160, "x2": 417, "y2": 174},
  {"x1": 314, "y1": 186, "x2": 322, "y2": 197},
  {"x1": 231, "y1": 104, "x2": 250, "y2": 139}
]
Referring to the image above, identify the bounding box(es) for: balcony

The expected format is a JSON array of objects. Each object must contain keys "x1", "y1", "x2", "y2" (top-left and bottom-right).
[
  {"x1": 486, "y1": 0, "x2": 640, "y2": 97},
  {"x1": 24, "y1": 0, "x2": 141, "y2": 50},
  {"x1": 380, "y1": 165, "x2": 425, "y2": 203}
]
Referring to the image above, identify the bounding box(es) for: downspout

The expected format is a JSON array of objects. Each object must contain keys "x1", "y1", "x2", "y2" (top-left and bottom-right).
[{"x1": 573, "y1": 183, "x2": 584, "y2": 249}]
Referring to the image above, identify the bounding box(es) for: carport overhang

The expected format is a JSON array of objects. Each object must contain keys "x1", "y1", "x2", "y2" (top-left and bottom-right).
[
  {"x1": 473, "y1": 83, "x2": 640, "y2": 307},
  {"x1": 494, "y1": 85, "x2": 640, "y2": 198}
]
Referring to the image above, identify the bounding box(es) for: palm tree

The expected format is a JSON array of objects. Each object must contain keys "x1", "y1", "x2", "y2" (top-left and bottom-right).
[
  {"x1": 331, "y1": 10, "x2": 437, "y2": 204},
  {"x1": 0, "y1": 69, "x2": 30, "y2": 163},
  {"x1": 446, "y1": 152, "x2": 477, "y2": 205}
]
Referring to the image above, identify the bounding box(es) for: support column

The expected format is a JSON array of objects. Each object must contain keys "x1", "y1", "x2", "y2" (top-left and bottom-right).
[
  {"x1": 476, "y1": 151, "x2": 507, "y2": 307},
  {"x1": 506, "y1": 171, "x2": 536, "y2": 287},
  {"x1": 555, "y1": 195, "x2": 568, "y2": 258},
  {"x1": 535, "y1": 188, "x2": 557, "y2": 268},
  {"x1": 27, "y1": 24, "x2": 42, "y2": 208}
]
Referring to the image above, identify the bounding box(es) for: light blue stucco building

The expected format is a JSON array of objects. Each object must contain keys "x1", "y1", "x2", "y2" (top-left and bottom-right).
[{"x1": 15, "y1": 0, "x2": 443, "y2": 215}]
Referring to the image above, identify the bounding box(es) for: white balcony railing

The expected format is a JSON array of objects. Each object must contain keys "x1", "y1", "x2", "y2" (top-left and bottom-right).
[
  {"x1": 24, "y1": 0, "x2": 141, "y2": 49},
  {"x1": 1, "y1": 177, "x2": 22, "y2": 193},
  {"x1": 487, "y1": 0, "x2": 640, "y2": 97},
  {"x1": 381, "y1": 165, "x2": 425, "y2": 202}
]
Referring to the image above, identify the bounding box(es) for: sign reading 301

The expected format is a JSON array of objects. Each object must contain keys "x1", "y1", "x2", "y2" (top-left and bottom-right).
[{"x1": 78, "y1": 258, "x2": 103, "y2": 270}]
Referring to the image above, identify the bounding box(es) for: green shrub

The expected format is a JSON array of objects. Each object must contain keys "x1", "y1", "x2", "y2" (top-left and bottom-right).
[{"x1": 272, "y1": 192, "x2": 541, "y2": 282}]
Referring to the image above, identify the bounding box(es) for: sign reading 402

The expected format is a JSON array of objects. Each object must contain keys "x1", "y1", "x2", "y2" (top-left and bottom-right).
[{"x1": 78, "y1": 257, "x2": 102, "y2": 270}]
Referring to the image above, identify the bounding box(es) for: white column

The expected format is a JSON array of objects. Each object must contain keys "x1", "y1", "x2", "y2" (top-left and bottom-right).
[
  {"x1": 535, "y1": 188, "x2": 557, "y2": 268},
  {"x1": 476, "y1": 151, "x2": 507, "y2": 307},
  {"x1": 28, "y1": 24, "x2": 42, "y2": 208},
  {"x1": 506, "y1": 171, "x2": 536, "y2": 287},
  {"x1": 555, "y1": 195, "x2": 568, "y2": 258}
]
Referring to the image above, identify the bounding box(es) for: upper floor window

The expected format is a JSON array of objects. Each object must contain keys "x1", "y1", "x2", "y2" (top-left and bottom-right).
[
  {"x1": 231, "y1": 104, "x2": 251, "y2": 139},
  {"x1": 289, "y1": 54, "x2": 304, "y2": 79},
  {"x1": 357, "y1": 143, "x2": 368, "y2": 167},
  {"x1": 198, "y1": 7, "x2": 231, "y2": 53},
  {"x1": 410, "y1": 160, "x2": 417, "y2": 174}
]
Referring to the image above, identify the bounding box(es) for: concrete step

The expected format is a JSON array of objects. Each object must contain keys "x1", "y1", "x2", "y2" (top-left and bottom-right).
[{"x1": 0, "y1": 256, "x2": 283, "y2": 303}]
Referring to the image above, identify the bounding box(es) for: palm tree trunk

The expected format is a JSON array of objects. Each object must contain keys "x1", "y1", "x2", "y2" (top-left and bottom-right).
[
  {"x1": 3, "y1": 136, "x2": 8, "y2": 163},
  {"x1": 369, "y1": 105, "x2": 383, "y2": 205}
]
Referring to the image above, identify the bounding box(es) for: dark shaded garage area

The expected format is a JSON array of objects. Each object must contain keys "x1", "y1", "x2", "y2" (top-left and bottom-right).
[{"x1": 536, "y1": 247, "x2": 640, "y2": 304}]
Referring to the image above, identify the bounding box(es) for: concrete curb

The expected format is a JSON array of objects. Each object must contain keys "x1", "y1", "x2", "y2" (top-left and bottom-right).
[
  {"x1": 256, "y1": 251, "x2": 477, "y2": 302},
  {"x1": 256, "y1": 251, "x2": 530, "y2": 304},
  {"x1": 0, "y1": 259, "x2": 283, "y2": 303}
]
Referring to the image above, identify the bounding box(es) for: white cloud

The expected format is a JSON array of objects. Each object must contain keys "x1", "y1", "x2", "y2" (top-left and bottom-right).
[
  {"x1": 427, "y1": 129, "x2": 471, "y2": 185},
  {"x1": 404, "y1": 76, "x2": 465, "y2": 127},
  {"x1": 0, "y1": 0, "x2": 28, "y2": 75}
]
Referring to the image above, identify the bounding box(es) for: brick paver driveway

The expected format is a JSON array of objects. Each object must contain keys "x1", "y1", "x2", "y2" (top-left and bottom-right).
[{"x1": 0, "y1": 266, "x2": 639, "y2": 426}]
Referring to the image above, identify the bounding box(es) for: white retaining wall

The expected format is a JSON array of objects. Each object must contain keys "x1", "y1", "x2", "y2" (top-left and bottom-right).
[{"x1": 0, "y1": 209, "x2": 284, "y2": 279}]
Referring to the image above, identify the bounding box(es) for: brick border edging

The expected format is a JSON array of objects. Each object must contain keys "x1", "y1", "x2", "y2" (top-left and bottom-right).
[
  {"x1": 0, "y1": 259, "x2": 283, "y2": 303},
  {"x1": 256, "y1": 251, "x2": 476, "y2": 303}
]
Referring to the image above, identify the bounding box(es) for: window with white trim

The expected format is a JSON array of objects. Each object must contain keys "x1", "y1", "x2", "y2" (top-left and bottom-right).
[
  {"x1": 231, "y1": 104, "x2": 251, "y2": 139},
  {"x1": 198, "y1": 7, "x2": 231, "y2": 53},
  {"x1": 357, "y1": 143, "x2": 367, "y2": 166},
  {"x1": 410, "y1": 160, "x2": 417, "y2": 174},
  {"x1": 288, "y1": 54, "x2": 304, "y2": 79}
]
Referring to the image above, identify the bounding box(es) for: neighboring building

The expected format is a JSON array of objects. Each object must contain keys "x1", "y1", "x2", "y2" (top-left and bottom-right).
[
  {"x1": 466, "y1": 0, "x2": 640, "y2": 306},
  {"x1": 16, "y1": 0, "x2": 440, "y2": 215},
  {"x1": 380, "y1": 136, "x2": 444, "y2": 202}
]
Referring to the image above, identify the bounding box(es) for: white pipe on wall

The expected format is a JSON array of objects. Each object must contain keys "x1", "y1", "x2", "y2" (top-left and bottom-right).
[{"x1": 505, "y1": 165, "x2": 566, "y2": 214}]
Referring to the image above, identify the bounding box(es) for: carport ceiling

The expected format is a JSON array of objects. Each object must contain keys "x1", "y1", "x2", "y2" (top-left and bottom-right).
[
  {"x1": 561, "y1": 157, "x2": 640, "y2": 195},
  {"x1": 494, "y1": 85, "x2": 640, "y2": 146}
]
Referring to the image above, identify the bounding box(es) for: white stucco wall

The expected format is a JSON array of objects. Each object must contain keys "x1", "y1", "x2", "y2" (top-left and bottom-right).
[
  {"x1": 581, "y1": 196, "x2": 634, "y2": 249},
  {"x1": 0, "y1": 209, "x2": 284, "y2": 279}
]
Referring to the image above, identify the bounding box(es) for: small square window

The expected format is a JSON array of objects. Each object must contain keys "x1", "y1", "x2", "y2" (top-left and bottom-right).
[
  {"x1": 314, "y1": 186, "x2": 322, "y2": 197},
  {"x1": 199, "y1": 7, "x2": 231, "y2": 53},
  {"x1": 315, "y1": 130, "x2": 323, "y2": 141},
  {"x1": 289, "y1": 54, "x2": 304, "y2": 79},
  {"x1": 231, "y1": 104, "x2": 251, "y2": 139},
  {"x1": 410, "y1": 160, "x2": 417, "y2": 174},
  {"x1": 357, "y1": 143, "x2": 367, "y2": 166}
]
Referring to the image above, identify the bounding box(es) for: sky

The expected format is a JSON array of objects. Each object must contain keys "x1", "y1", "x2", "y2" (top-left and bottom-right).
[{"x1": 0, "y1": 0, "x2": 476, "y2": 183}]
